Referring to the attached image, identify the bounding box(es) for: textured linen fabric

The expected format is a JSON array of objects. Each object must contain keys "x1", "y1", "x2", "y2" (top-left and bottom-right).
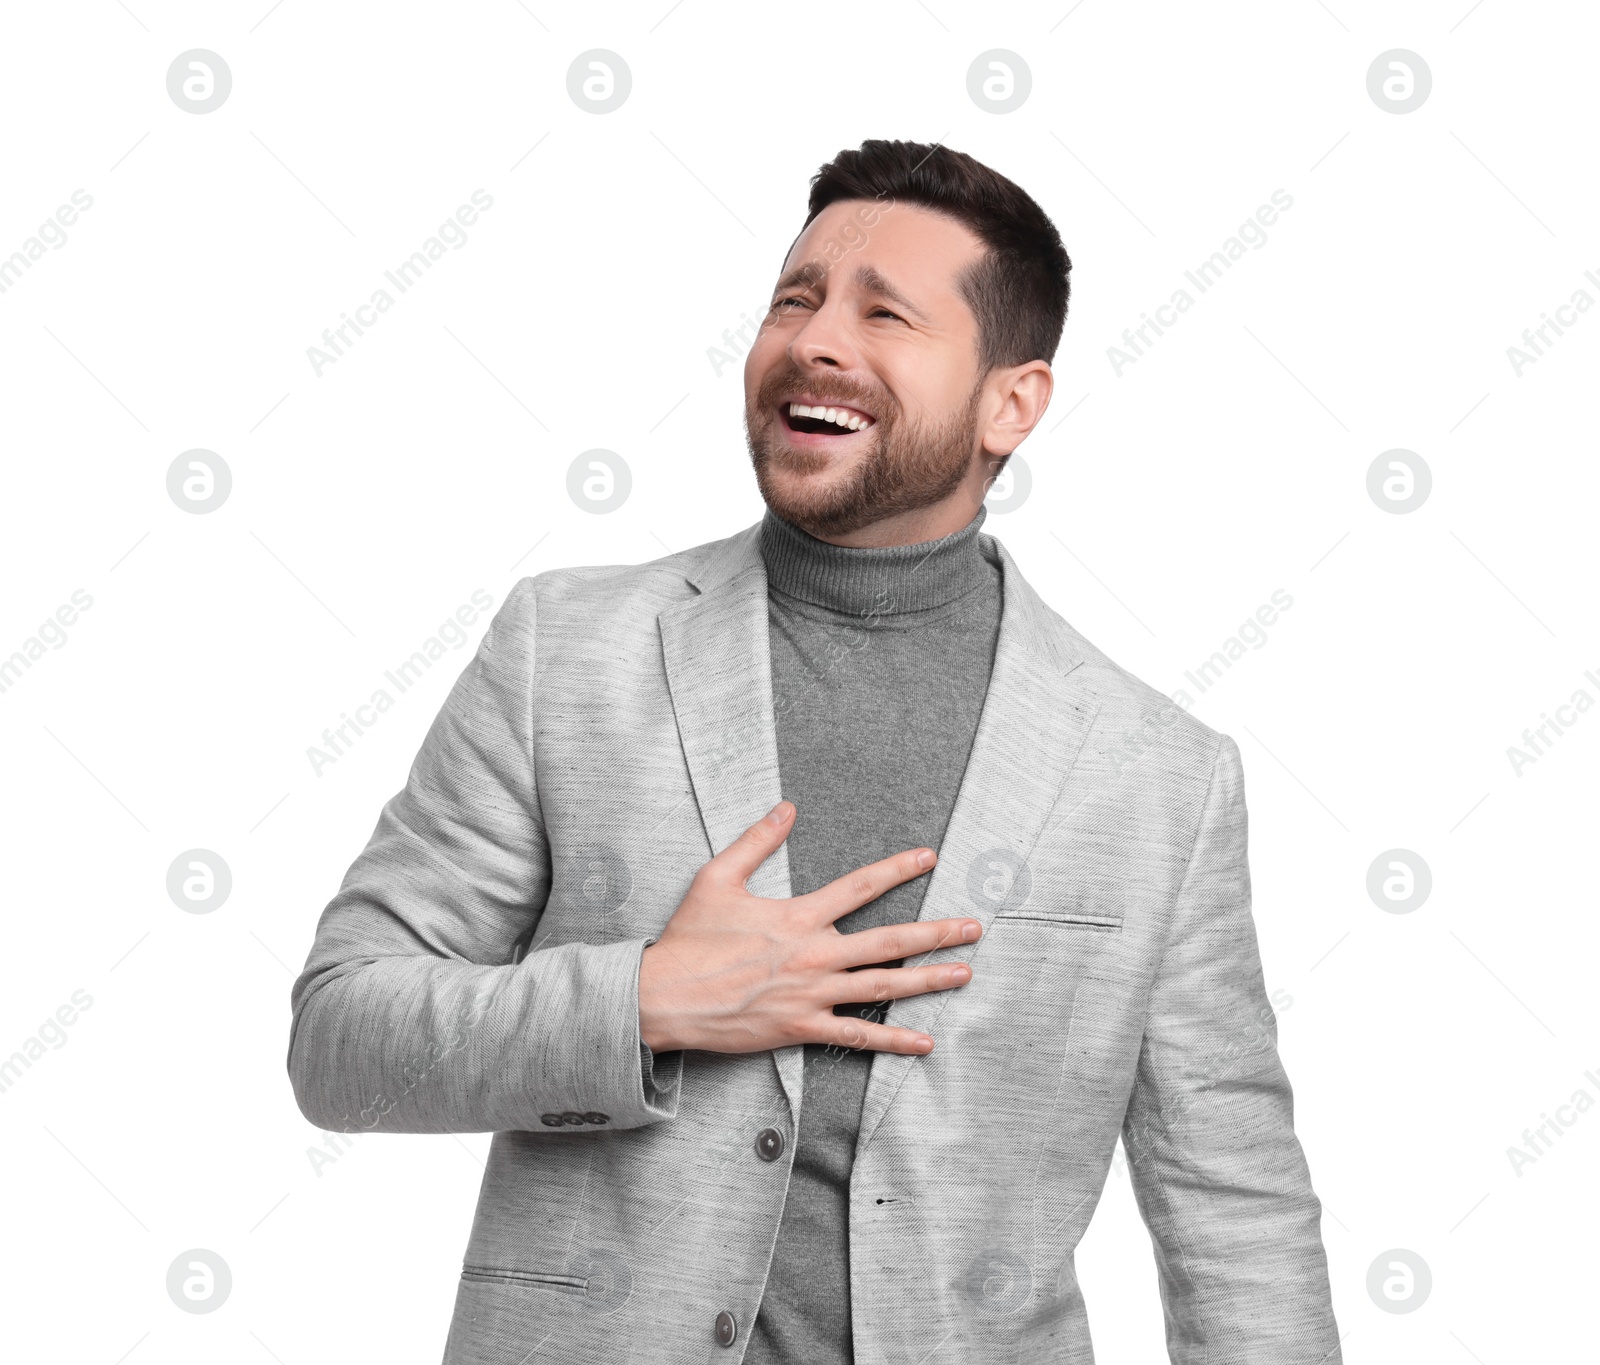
[
  {"x1": 742, "y1": 505, "x2": 1002, "y2": 1365},
  {"x1": 286, "y1": 515, "x2": 1343, "y2": 1364}
]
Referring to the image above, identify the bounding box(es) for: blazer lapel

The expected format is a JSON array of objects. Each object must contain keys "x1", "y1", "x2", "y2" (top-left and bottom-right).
[
  {"x1": 852, "y1": 534, "x2": 1101, "y2": 1154},
  {"x1": 657, "y1": 520, "x2": 1102, "y2": 1136},
  {"x1": 658, "y1": 522, "x2": 806, "y2": 1114}
]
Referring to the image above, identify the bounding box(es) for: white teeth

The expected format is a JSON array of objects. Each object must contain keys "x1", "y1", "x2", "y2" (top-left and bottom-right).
[{"x1": 787, "y1": 401, "x2": 872, "y2": 432}]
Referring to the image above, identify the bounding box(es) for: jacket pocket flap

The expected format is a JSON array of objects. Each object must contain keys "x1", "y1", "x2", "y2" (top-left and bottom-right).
[
  {"x1": 460, "y1": 1265, "x2": 588, "y2": 1294},
  {"x1": 993, "y1": 906, "x2": 1122, "y2": 930}
]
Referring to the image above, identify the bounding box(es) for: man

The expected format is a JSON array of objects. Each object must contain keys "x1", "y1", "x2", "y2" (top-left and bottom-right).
[{"x1": 288, "y1": 139, "x2": 1341, "y2": 1363}]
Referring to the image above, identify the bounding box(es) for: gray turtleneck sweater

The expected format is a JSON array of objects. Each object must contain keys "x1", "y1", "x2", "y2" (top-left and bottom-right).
[{"x1": 741, "y1": 502, "x2": 1004, "y2": 1365}]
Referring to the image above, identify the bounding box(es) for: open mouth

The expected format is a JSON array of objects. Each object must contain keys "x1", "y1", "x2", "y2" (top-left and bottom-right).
[{"x1": 778, "y1": 399, "x2": 876, "y2": 438}]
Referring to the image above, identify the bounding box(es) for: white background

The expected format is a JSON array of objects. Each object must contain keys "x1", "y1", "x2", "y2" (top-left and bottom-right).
[{"x1": 1, "y1": 1, "x2": 1595, "y2": 1361}]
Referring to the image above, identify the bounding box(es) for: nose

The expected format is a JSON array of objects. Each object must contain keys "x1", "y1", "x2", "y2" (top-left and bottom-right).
[{"x1": 786, "y1": 295, "x2": 861, "y2": 373}]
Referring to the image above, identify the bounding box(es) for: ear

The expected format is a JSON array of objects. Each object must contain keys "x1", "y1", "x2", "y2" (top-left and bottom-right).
[{"x1": 978, "y1": 361, "x2": 1054, "y2": 458}]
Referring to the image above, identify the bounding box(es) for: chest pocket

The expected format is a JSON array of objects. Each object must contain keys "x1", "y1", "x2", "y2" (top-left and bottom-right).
[
  {"x1": 982, "y1": 834, "x2": 1129, "y2": 933},
  {"x1": 992, "y1": 904, "x2": 1122, "y2": 931}
]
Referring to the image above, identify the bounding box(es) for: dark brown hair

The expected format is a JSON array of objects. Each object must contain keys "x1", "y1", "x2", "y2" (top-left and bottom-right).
[{"x1": 801, "y1": 139, "x2": 1072, "y2": 373}]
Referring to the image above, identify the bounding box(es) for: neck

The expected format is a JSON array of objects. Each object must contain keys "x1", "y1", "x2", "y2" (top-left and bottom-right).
[{"x1": 759, "y1": 500, "x2": 991, "y2": 616}]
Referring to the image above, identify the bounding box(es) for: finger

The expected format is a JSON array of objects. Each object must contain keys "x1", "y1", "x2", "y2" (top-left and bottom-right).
[
  {"x1": 832, "y1": 917, "x2": 982, "y2": 970},
  {"x1": 708, "y1": 800, "x2": 795, "y2": 888},
  {"x1": 812, "y1": 1016, "x2": 936, "y2": 1056},
  {"x1": 823, "y1": 960, "x2": 973, "y2": 1008},
  {"x1": 802, "y1": 847, "x2": 938, "y2": 925}
]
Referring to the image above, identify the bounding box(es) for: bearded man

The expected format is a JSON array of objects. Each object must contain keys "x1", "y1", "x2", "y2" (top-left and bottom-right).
[{"x1": 289, "y1": 138, "x2": 1341, "y2": 1365}]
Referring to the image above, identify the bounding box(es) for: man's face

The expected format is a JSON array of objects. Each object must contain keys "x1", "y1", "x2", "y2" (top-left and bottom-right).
[{"x1": 743, "y1": 199, "x2": 991, "y2": 539}]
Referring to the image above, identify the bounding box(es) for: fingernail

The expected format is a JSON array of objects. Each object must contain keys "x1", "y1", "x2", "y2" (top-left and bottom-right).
[
  {"x1": 916, "y1": 849, "x2": 935, "y2": 868},
  {"x1": 914, "y1": 1036, "x2": 933, "y2": 1052},
  {"x1": 962, "y1": 922, "x2": 980, "y2": 940},
  {"x1": 767, "y1": 802, "x2": 789, "y2": 826}
]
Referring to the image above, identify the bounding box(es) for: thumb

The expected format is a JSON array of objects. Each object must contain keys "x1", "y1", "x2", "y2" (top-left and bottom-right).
[{"x1": 713, "y1": 801, "x2": 794, "y2": 887}]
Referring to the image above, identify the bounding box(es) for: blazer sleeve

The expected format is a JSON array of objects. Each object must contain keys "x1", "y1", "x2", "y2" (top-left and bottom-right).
[
  {"x1": 1121, "y1": 734, "x2": 1341, "y2": 1363},
  {"x1": 286, "y1": 576, "x2": 684, "y2": 1134}
]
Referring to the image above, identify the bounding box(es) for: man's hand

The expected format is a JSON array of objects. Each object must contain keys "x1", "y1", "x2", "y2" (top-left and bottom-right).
[{"x1": 638, "y1": 800, "x2": 980, "y2": 1057}]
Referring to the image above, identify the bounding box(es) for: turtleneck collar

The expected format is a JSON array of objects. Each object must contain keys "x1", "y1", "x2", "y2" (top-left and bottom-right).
[{"x1": 758, "y1": 503, "x2": 992, "y2": 617}]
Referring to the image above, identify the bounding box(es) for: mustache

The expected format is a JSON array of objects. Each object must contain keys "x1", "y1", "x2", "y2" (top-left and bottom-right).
[{"x1": 753, "y1": 365, "x2": 895, "y2": 420}]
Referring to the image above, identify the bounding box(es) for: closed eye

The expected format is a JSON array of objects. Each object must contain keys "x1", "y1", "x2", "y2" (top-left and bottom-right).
[{"x1": 869, "y1": 307, "x2": 905, "y2": 321}]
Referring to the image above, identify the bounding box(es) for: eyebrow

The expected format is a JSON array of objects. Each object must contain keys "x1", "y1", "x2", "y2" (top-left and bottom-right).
[
  {"x1": 772, "y1": 261, "x2": 825, "y2": 295},
  {"x1": 852, "y1": 264, "x2": 930, "y2": 323},
  {"x1": 771, "y1": 261, "x2": 932, "y2": 324}
]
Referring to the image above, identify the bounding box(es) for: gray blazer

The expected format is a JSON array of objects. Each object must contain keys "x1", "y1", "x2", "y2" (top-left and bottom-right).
[{"x1": 287, "y1": 519, "x2": 1341, "y2": 1364}]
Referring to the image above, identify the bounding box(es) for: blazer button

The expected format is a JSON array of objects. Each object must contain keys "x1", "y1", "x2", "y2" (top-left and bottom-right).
[
  {"x1": 583, "y1": 1112, "x2": 609, "y2": 1125},
  {"x1": 714, "y1": 1309, "x2": 738, "y2": 1347},
  {"x1": 539, "y1": 1114, "x2": 564, "y2": 1127},
  {"x1": 561, "y1": 1111, "x2": 587, "y2": 1125},
  {"x1": 755, "y1": 1127, "x2": 784, "y2": 1161}
]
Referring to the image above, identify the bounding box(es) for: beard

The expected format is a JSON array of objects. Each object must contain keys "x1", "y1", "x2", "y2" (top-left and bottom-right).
[{"x1": 744, "y1": 363, "x2": 984, "y2": 539}]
